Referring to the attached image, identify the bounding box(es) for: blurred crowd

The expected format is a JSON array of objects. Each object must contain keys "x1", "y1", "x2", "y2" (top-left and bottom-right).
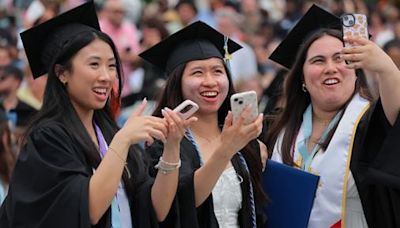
[{"x1": 0, "y1": 0, "x2": 400, "y2": 202}]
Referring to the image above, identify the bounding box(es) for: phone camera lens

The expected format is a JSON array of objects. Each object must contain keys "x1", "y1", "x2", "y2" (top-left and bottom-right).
[
  {"x1": 234, "y1": 98, "x2": 238, "y2": 102},
  {"x1": 239, "y1": 101, "x2": 243, "y2": 105}
]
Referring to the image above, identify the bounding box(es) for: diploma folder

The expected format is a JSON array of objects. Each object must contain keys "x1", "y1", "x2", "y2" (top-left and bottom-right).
[{"x1": 263, "y1": 159, "x2": 319, "y2": 228}]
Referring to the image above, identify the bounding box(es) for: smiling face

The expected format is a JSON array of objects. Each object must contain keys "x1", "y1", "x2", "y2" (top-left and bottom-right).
[
  {"x1": 303, "y1": 35, "x2": 357, "y2": 112},
  {"x1": 60, "y1": 38, "x2": 117, "y2": 117},
  {"x1": 181, "y1": 57, "x2": 229, "y2": 116}
]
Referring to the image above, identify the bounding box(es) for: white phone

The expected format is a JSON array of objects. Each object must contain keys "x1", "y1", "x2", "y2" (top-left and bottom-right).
[
  {"x1": 230, "y1": 90, "x2": 259, "y2": 124},
  {"x1": 172, "y1": 100, "x2": 199, "y2": 120}
]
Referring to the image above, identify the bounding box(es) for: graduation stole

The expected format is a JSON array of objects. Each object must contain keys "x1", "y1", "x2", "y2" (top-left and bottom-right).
[{"x1": 292, "y1": 93, "x2": 369, "y2": 227}]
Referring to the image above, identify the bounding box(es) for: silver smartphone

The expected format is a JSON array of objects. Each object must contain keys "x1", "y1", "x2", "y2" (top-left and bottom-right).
[
  {"x1": 230, "y1": 91, "x2": 258, "y2": 124},
  {"x1": 172, "y1": 100, "x2": 199, "y2": 120}
]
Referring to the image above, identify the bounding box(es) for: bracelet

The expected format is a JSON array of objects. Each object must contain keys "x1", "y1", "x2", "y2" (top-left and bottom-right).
[
  {"x1": 159, "y1": 156, "x2": 181, "y2": 166},
  {"x1": 108, "y1": 146, "x2": 131, "y2": 179},
  {"x1": 154, "y1": 157, "x2": 181, "y2": 174}
]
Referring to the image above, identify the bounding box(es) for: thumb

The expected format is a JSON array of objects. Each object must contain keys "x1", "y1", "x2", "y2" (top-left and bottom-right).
[
  {"x1": 223, "y1": 111, "x2": 233, "y2": 130},
  {"x1": 132, "y1": 98, "x2": 147, "y2": 117}
]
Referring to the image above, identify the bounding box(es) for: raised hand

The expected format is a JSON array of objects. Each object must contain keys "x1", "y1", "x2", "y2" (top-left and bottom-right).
[
  {"x1": 218, "y1": 106, "x2": 263, "y2": 159},
  {"x1": 118, "y1": 99, "x2": 168, "y2": 146},
  {"x1": 342, "y1": 36, "x2": 398, "y2": 75},
  {"x1": 161, "y1": 108, "x2": 197, "y2": 148}
]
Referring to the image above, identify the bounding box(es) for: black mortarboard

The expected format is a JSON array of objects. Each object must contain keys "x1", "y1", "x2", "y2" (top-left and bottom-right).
[
  {"x1": 269, "y1": 4, "x2": 340, "y2": 69},
  {"x1": 20, "y1": 1, "x2": 100, "y2": 79},
  {"x1": 139, "y1": 21, "x2": 242, "y2": 74}
]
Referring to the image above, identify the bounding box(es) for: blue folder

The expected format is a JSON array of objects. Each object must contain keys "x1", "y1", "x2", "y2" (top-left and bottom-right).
[{"x1": 263, "y1": 159, "x2": 319, "y2": 228}]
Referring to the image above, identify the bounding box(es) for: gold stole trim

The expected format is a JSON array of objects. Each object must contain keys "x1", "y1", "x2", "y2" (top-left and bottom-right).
[{"x1": 340, "y1": 103, "x2": 370, "y2": 226}]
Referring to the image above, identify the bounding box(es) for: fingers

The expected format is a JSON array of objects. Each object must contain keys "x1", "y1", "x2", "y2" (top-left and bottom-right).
[
  {"x1": 223, "y1": 111, "x2": 233, "y2": 130},
  {"x1": 343, "y1": 35, "x2": 369, "y2": 46},
  {"x1": 184, "y1": 116, "x2": 198, "y2": 128},
  {"x1": 236, "y1": 105, "x2": 252, "y2": 126},
  {"x1": 162, "y1": 108, "x2": 186, "y2": 138},
  {"x1": 147, "y1": 127, "x2": 167, "y2": 143},
  {"x1": 132, "y1": 98, "x2": 147, "y2": 116}
]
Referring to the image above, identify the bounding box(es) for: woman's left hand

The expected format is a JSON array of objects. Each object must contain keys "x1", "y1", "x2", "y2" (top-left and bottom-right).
[
  {"x1": 342, "y1": 36, "x2": 398, "y2": 75},
  {"x1": 161, "y1": 108, "x2": 197, "y2": 148}
]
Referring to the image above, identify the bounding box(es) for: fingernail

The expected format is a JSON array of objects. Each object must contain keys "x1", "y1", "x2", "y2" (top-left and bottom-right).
[
  {"x1": 161, "y1": 109, "x2": 166, "y2": 116},
  {"x1": 142, "y1": 97, "x2": 147, "y2": 103},
  {"x1": 165, "y1": 107, "x2": 172, "y2": 112}
]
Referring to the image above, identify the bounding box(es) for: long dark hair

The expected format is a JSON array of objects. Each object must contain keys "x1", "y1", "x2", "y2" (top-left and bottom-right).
[
  {"x1": 265, "y1": 28, "x2": 373, "y2": 166},
  {"x1": 23, "y1": 30, "x2": 140, "y2": 195},
  {"x1": 0, "y1": 119, "x2": 15, "y2": 185},
  {"x1": 152, "y1": 60, "x2": 267, "y2": 209}
]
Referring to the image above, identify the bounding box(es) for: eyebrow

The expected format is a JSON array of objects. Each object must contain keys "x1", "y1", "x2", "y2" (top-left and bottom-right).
[
  {"x1": 87, "y1": 56, "x2": 116, "y2": 61},
  {"x1": 308, "y1": 52, "x2": 342, "y2": 61}
]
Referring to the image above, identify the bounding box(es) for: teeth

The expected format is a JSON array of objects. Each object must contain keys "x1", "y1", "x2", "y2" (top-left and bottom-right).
[
  {"x1": 93, "y1": 88, "x2": 107, "y2": 94},
  {"x1": 324, "y1": 79, "x2": 338, "y2": 85},
  {"x1": 201, "y1": 91, "x2": 218, "y2": 97}
]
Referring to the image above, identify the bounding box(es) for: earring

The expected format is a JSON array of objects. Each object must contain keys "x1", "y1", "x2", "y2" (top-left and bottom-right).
[{"x1": 302, "y1": 83, "x2": 307, "y2": 92}]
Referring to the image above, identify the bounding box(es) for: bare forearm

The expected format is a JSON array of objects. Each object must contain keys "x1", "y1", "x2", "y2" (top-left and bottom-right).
[
  {"x1": 193, "y1": 147, "x2": 231, "y2": 207},
  {"x1": 151, "y1": 144, "x2": 180, "y2": 221},
  {"x1": 88, "y1": 133, "x2": 129, "y2": 225}
]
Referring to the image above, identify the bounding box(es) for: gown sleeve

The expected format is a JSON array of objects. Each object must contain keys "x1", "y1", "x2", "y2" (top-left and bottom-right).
[
  {"x1": 127, "y1": 145, "x2": 161, "y2": 228},
  {"x1": 351, "y1": 99, "x2": 400, "y2": 227},
  {"x1": 0, "y1": 123, "x2": 93, "y2": 228},
  {"x1": 145, "y1": 139, "x2": 219, "y2": 228}
]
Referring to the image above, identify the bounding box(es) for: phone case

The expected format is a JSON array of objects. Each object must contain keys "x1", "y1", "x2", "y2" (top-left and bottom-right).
[
  {"x1": 341, "y1": 13, "x2": 368, "y2": 47},
  {"x1": 172, "y1": 100, "x2": 199, "y2": 120},
  {"x1": 230, "y1": 91, "x2": 258, "y2": 124}
]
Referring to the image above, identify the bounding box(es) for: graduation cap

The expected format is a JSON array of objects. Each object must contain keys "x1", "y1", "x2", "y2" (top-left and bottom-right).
[
  {"x1": 139, "y1": 21, "x2": 242, "y2": 74},
  {"x1": 269, "y1": 4, "x2": 341, "y2": 69},
  {"x1": 20, "y1": 1, "x2": 100, "y2": 79}
]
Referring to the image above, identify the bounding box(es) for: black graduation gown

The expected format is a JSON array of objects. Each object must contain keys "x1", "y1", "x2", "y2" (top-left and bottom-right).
[
  {"x1": 0, "y1": 121, "x2": 160, "y2": 228},
  {"x1": 351, "y1": 100, "x2": 400, "y2": 227},
  {"x1": 146, "y1": 137, "x2": 266, "y2": 228}
]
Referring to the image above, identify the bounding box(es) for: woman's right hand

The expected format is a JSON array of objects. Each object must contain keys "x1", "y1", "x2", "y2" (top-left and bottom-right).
[
  {"x1": 118, "y1": 99, "x2": 168, "y2": 146},
  {"x1": 217, "y1": 107, "x2": 263, "y2": 159}
]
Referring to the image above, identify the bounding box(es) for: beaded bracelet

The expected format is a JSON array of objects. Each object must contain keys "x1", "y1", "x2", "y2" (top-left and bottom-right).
[{"x1": 154, "y1": 156, "x2": 181, "y2": 174}]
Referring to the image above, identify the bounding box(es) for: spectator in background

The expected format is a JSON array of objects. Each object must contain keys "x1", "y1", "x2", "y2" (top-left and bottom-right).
[
  {"x1": 0, "y1": 65, "x2": 37, "y2": 145},
  {"x1": 216, "y1": 7, "x2": 258, "y2": 85},
  {"x1": 99, "y1": 0, "x2": 141, "y2": 97},
  {"x1": 23, "y1": 0, "x2": 63, "y2": 28},
  {"x1": 0, "y1": 46, "x2": 11, "y2": 67},
  {"x1": 119, "y1": 17, "x2": 171, "y2": 108},
  {"x1": 139, "y1": 17, "x2": 169, "y2": 101},
  {"x1": 17, "y1": 65, "x2": 47, "y2": 110},
  {"x1": 369, "y1": 10, "x2": 394, "y2": 47},
  {"x1": 175, "y1": 0, "x2": 198, "y2": 28},
  {"x1": 0, "y1": 104, "x2": 16, "y2": 204},
  {"x1": 383, "y1": 38, "x2": 400, "y2": 69}
]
